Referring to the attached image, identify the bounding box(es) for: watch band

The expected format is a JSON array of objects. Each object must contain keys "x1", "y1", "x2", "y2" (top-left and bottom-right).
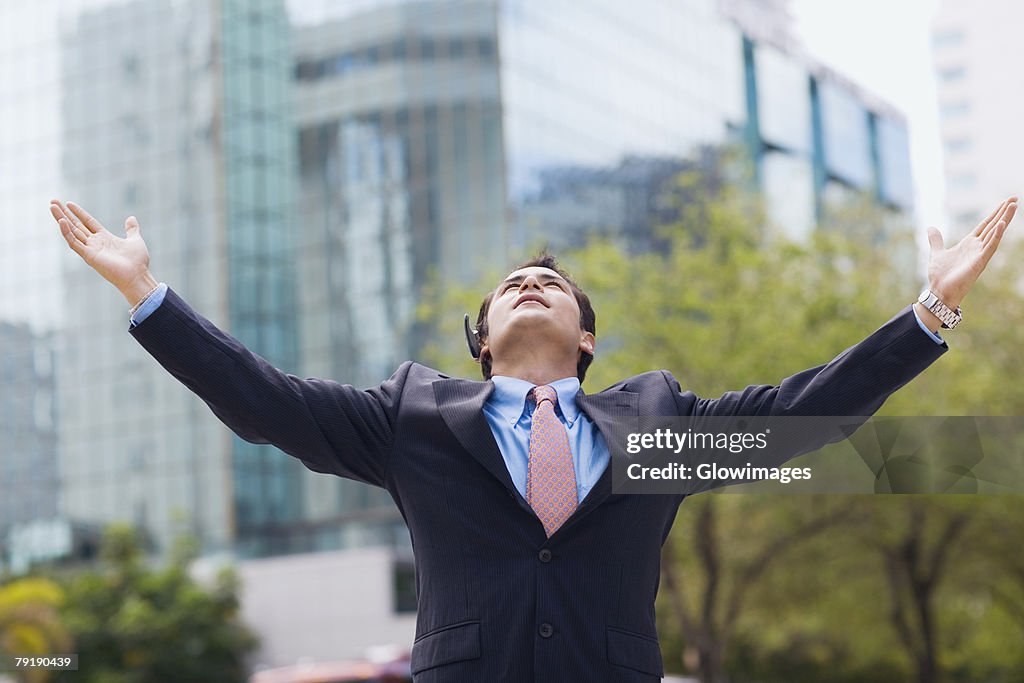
[{"x1": 917, "y1": 289, "x2": 962, "y2": 329}]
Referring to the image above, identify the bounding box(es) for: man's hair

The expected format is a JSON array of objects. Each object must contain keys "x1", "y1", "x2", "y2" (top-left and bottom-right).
[{"x1": 474, "y1": 253, "x2": 596, "y2": 382}]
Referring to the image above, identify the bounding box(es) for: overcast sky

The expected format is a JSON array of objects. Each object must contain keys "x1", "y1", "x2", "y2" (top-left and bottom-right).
[{"x1": 789, "y1": 0, "x2": 946, "y2": 231}]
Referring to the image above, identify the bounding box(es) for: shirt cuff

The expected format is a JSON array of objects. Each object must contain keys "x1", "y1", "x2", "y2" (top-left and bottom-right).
[
  {"x1": 129, "y1": 282, "x2": 168, "y2": 328},
  {"x1": 912, "y1": 305, "x2": 945, "y2": 345}
]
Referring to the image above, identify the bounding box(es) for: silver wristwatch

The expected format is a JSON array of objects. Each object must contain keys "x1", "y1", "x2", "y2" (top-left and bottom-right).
[{"x1": 917, "y1": 289, "x2": 962, "y2": 329}]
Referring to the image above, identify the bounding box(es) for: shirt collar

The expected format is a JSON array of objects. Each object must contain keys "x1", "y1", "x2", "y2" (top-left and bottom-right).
[{"x1": 490, "y1": 375, "x2": 582, "y2": 426}]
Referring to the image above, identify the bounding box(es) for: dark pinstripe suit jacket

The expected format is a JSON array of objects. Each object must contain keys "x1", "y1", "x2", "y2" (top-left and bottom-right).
[{"x1": 129, "y1": 288, "x2": 946, "y2": 683}]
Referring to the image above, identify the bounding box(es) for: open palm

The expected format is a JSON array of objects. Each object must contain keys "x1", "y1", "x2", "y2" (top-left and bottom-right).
[
  {"x1": 926, "y1": 196, "x2": 1017, "y2": 308},
  {"x1": 49, "y1": 200, "x2": 151, "y2": 290}
]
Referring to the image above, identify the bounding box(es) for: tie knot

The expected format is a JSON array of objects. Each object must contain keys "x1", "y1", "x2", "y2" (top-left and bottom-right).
[{"x1": 530, "y1": 385, "x2": 558, "y2": 407}]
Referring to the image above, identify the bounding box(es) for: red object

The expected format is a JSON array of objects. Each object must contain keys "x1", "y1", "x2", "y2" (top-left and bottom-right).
[{"x1": 249, "y1": 656, "x2": 412, "y2": 683}]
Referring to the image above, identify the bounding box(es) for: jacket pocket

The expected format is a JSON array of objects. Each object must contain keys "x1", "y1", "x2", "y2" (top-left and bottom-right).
[
  {"x1": 411, "y1": 620, "x2": 481, "y2": 675},
  {"x1": 606, "y1": 626, "x2": 664, "y2": 677}
]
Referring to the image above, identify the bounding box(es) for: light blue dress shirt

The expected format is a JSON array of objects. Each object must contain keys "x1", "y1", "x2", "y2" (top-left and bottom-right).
[
  {"x1": 483, "y1": 375, "x2": 610, "y2": 504},
  {"x1": 129, "y1": 283, "x2": 944, "y2": 503},
  {"x1": 129, "y1": 282, "x2": 168, "y2": 327}
]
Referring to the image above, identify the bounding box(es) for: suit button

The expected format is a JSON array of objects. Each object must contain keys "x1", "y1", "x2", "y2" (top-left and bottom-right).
[
  {"x1": 538, "y1": 549, "x2": 552, "y2": 563},
  {"x1": 539, "y1": 623, "x2": 554, "y2": 638}
]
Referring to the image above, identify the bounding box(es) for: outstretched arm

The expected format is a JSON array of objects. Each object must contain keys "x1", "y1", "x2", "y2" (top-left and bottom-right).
[
  {"x1": 681, "y1": 195, "x2": 1019, "y2": 419},
  {"x1": 48, "y1": 199, "x2": 408, "y2": 487},
  {"x1": 657, "y1": 197, "x2": 1018, "y2": 492}
]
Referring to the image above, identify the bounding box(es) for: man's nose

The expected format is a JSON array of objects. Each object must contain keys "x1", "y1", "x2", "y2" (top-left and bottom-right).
[{"x1": 519, "y1": 276, "x2": 543, "y2": 292}]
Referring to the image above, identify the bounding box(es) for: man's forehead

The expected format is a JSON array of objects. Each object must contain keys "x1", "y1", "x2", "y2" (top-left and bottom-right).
[{"x1": 500, "y1": 266, "x2": 566, "y2": 283}]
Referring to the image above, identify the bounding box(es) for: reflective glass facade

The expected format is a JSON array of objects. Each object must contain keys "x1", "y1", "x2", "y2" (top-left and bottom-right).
[
  {"x1": 875, "y1": 115, "x2": 914, "y2": 210},
  {"x1": 500, "y1": 0, "x2": 747, "y2": 250},
  {"x1": 755, "y1": 44, "x2": 812, "y2": 155},
  {"x1": 744, "y1": 40, "x2": 914, "y2": 235},
  {"x1": 0, "y1": 324, "x2": 58, "y2": 540},
  {"x1": 53, "y1": 0, "x2": 234, "y2": 557},
  {"x1": 818, "y1": 79, "x2": 873, "y2": 189}
]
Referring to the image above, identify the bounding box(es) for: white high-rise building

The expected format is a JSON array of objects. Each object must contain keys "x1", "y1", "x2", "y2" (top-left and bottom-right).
[{"x1": 932, "y1": 0, "x2": 1024, "y2": 233}]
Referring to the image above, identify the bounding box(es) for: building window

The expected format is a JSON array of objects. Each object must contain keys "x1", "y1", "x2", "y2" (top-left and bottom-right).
[
  {"x1": 938, "y1": 66, "x2": 967, "y2": 82},
  {"x1": 932, "y1": 29, "x2": 965, "y2": 48},
  {"x1": 293, "y1": 36, "x2": 498, "y2": 82},
  {"x1": 122, "y1": 53, "x2": 140, "y2": 83},
  {"x1": 940, "y1": 101, "x2": 970, "y2": 119},
  {"x1": 944, "y1": 137, "x2": 972, "y2": 154},
  {"x1": 818, "y1": 81, "x2": 873, "y2": 188},
  {"x1": 950, "y1": 173, "x2": 977, "y2": 189}
]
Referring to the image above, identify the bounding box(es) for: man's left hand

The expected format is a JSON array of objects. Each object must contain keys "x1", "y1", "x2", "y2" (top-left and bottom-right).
[{"x1": 922, "y1": 195, "x2": 1017, "y2": 315}]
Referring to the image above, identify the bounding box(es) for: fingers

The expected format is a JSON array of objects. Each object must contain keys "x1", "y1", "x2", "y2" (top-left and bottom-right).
[
  {"x1": 50, "y1": 202, "x2": 84, "y2": 242},
  {"x1": 972, "y1": 198, "x2": 1007, "y2": 236},
  {"x1": 49, "y1": 200, "x2": 69, "y2": 226},
  {"x1": 983, "y1": 202, "x2": 1016, "y2": 250},
  {"x1": 51, "y1": 198, "x2": 91, "y2": 235},
  {"x1": 49, "y1": 200, "x2": 93, "y2": 256},
  {"x1": 1004, "y1": 200, "x2": 1017, "y2": 228},
  {"x1": 977, "y1": 196, "x2": 1018, "y2": 240},
  {"x1": 978, "y1": 219, "x2": 1003, "y2": 245},
  {"x1": 124, "y1": 215, "x2": 140, "y2": 235},
  {"x1": 53, "y1": 211, "x2": 88, "y2": 256},
  {"x1": 981, "y1": 199, "x2": 1017, "y2": 243},
  {"x1": 927, "y1": 226, "x2": 944, "y2": 253},
  {"x1": 66, "y1": 200, "x2": 106, "y2": 234}
]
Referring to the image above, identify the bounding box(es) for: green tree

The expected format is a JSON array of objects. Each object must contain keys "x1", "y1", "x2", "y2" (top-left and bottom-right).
[
  {"x1": 54, "y1": 525, "x2": 258, "y2": 683},
  {"x1": 658, "y1": 495, "x2": 855, "y2": 683}
]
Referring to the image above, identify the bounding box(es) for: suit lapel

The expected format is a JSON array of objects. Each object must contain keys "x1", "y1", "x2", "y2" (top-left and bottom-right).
[
  {"x1": 433, "y1": 377, "x2": 640, "y2": 538},
  {"x1": 547, "y1": 389, "x2": 639, "y2": 540},
  {"x1": 433, "y1": 377, "x2": 536, "y2": 516}
]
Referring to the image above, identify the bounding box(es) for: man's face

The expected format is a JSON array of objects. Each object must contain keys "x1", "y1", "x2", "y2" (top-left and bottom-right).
[{"x1": 482, "y1": 266, "x2": 594, "y2": 367}]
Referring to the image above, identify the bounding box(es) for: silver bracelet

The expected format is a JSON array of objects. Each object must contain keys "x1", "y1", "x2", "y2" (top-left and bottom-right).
[{"x1": 917, "y1": 289, "x2": 962, "y2": 330}]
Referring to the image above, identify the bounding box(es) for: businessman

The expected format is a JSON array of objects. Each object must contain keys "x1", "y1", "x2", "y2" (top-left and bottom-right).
[{"x1": 50, "y1": 196, "x2": 1016, "y2": 682}]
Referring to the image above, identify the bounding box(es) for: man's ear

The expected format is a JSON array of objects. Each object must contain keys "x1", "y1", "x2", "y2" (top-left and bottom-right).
[
  {"x1": 579, "y1": 332, "x2": 595, "y2": 357},
  {"x1": 479, "y1": 340, "x2": 491, "y2": 364}
]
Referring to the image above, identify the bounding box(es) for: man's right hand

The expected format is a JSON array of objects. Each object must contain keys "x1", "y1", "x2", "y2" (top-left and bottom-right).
[{"x1": 50, "y1": 199, "x2": 158, "y2": 307}]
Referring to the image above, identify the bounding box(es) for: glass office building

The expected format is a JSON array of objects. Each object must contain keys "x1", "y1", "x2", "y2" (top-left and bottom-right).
[
  {"x1": 0, "y1": 323, "x2": 58, "y2": 537},
  {"x1": 1, "y1": 0, "x2": 915, "y2": 567}
]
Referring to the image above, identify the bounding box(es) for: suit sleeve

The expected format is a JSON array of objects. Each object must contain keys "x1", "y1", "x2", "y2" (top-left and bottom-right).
[
  {"x1": 666, "y1": 305, "x2": 947, "y2": 419},
  {"x1": 658, "y1": 306, "x2": 947, "y2": 492},
  {"x1": 128, "y1": 286, "x2": 411, "y2": 487}
]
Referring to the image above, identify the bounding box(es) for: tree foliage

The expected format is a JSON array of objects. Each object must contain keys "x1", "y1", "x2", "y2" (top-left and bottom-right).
[
  {"x1": 0, "y1": 577, "x2": 71, "y2": 683},
  {"x1": 52, "y1": 525, "x2": 258, "y2": 683}
]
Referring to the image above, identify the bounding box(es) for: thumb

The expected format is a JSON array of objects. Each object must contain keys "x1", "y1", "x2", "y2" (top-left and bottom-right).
[
  {"x1": 125, "y1": 215, "x2": 140, "y2": 236},
  {"x1": 926, "y1": 226, "x2": 944, "y2": 253}
]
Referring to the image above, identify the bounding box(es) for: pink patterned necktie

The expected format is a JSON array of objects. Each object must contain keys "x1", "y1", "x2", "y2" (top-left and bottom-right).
[{"x1": 526, "y1": 385, "x2": 579, "y2": 537}]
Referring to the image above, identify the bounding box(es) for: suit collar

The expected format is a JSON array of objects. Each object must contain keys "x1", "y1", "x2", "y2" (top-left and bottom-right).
[
  {"x1": 433, "y1": 378, "x2": 532, "y2": 515},
  {"x1": 489, "y1": 375, "x2": 582, "y2": 426},
  {"x1": 434, "y1": 376, "x2": 639, "y2": 542}
]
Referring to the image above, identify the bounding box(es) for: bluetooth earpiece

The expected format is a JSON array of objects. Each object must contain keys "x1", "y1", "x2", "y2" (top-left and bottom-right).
[{"x1": 464, "y1": 314, "x2": 482, "y2": 360}]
